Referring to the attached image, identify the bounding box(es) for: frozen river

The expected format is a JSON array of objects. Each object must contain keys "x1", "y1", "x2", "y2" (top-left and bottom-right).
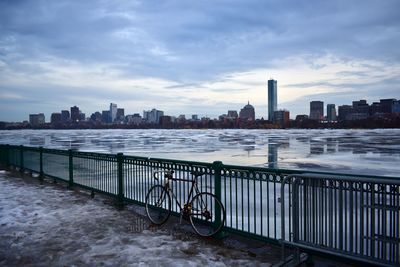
[{"x1": 0, "y1": 129, "x2": 399, "y2": 177}]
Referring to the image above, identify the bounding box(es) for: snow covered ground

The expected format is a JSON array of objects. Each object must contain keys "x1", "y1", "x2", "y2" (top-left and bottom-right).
[{"x1": 0, "y1": 169, "x2": 275, "y2": 266}]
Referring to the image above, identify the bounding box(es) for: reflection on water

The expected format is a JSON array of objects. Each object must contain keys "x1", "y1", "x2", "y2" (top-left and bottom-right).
[
  {"x1": 268, "y1": 142, "x2": 278, "y2": 169},
  {"x1": 1, "y1": 129, "x2": 400, "y2": 176}
]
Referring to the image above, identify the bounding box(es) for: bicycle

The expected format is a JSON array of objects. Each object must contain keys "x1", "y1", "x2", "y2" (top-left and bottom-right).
[{"x1": 145, "y1": 170, "x2": 226, "y2": 237}]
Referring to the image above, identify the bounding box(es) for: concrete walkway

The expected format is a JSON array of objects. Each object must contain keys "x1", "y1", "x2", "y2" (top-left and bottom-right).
[{"x1": 0, "y1": 169, "x2": 279, "y2": 266}]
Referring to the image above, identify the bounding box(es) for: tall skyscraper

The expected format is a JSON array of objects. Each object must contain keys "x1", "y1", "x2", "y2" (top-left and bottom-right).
[
  {"x1": 310, "y1": 101, "x2": 324, "y2": 120},
  {"x1": 327, "y1": 104, "x2": 337, "y2": 122},
  {"x1": 268, "y1": 79, "x2": 277, "y2": 122},
  {"x1": 110, "y1": 103, "x2": 117, "y2": 122}
]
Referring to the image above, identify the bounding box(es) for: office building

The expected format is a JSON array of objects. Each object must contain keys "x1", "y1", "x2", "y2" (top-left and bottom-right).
[
  {"x1": 116, "y1": 108, "x2": 125, "y2": 121},
  {"x1": 79, "y1": 113, "x2": 86, "y2": 121},
  {"x1": 110, "y1": 103, "x2": 117, "y2": 122},
  {"x1": 326, "y1": 104, "x2": 337, "y2": 122},
  {"x1": 370, "y1": 102, "x2": 382, "y2": 116},
  {"x1": 273, "y1": 110, "x2": 290, "y2": 128},
  {"x1": 338, "y1": 105, "x2": 352, "y2": 121},
  {"x1": 268, "y1": 79, "x2": 277, "y2": 121},
  {"x1": 310, "y1": 101, "x2": 324, "y2": 120},
  {"x1": 126, "y1": 113, "x2": 142, "y2": 125},
  {"x1": 239, "y1": 101, "x2": 255, "y2": 121},
  {"x1": 380, "y1": 99, "x2": 397, "y2": 113},
  {"x1": 351, "y1": 100, "x2": 369, "y2": 120},
  {"x1": 143, "y1": 109, "x2": 164, "y2": 124},
  {"x1": 394, "y1": 100, "x2": 400, "y2": 113},
  {"x1": 102, "y1": 110, "x2": 111, "y2": 123},
  {"x1": 227, "y1": 110, "x2": 238, "y2": 118},
  {"x1": 70, "y1": 106, "x2": 80, "y2": 122},
  {"x1": 61, "y1": 110, "x2": 70, "y2": 122},
  {"x1": 29, "y1": 113, "x2": 45, "y2": 126},
  {"x1": 160, "y1": 116, "x2": 172, "y2": 128},
  {"x1": 90, "y1": 112, "x2": 102, "y2": 123},
  {"x1": 50, "y1": 113, "x2": 62, "y2": 124}
]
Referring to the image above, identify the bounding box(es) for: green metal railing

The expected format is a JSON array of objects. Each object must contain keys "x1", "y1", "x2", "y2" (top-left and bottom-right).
[{"x1": 0, "y1": 144, "x2": 399, "y2": 266}]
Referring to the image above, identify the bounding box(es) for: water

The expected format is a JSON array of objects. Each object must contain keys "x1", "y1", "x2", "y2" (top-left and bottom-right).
[{"x1": 0, "y1": 129, "x2": 399, "y2": 177}]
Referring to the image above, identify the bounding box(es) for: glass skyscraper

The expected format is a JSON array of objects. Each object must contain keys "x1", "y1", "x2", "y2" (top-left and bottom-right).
[{"x1": 268, "y1": 79, "x2": 277, "y2": 121}]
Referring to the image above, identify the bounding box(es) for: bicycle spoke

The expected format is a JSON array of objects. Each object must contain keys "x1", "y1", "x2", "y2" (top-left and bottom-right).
[
  {"x1": 145, "y1": 185, "x2": 171, "y2": 225},
  {"x1": 189, "y1": 192, "x2": 225, "y2": 237}
]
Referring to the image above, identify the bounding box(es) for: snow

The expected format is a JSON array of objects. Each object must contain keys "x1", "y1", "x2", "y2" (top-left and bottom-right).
[{"x1": 0, "y1": 170, "x2": 273, "y2": 266}]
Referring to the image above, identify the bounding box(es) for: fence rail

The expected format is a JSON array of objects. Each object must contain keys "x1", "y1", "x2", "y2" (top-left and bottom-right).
[{"x1": 0, "y1": 144, "x2": 399, "y2": 266}]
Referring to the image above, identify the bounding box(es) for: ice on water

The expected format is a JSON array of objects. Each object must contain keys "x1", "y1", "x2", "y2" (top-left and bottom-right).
[{"x1": 0, "y1": 129, "x2": 399, "y2": 176}]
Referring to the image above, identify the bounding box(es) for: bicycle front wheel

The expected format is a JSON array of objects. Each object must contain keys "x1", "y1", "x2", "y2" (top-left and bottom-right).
[
  {"x1": 189, "y1": 192, "x2": 226, "y2": 237},
  {"x1": 145, "y1": 185, "x2": 171, "y2": 225}
]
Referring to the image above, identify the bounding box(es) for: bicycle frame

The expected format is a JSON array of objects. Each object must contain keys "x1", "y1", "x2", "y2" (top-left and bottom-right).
[{"x1": 163, "y1": 176, "x2": 202, "y2": 212}]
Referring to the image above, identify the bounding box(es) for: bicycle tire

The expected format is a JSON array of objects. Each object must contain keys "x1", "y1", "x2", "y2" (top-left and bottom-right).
[
  {"x1": 145, "y1": 185, "x2": 171, "y2": 225},
  {"x1": 189, "y1": 192, "x2": 226, "y2": 237}
]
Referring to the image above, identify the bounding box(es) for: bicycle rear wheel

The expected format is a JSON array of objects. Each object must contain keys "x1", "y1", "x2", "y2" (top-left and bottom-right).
[
  {"x1": 145, "y1": 185, "x2": 171, "y2": 225},
  {"x1": 189, "y1": 192, "x2": 225, "y2": 237}
]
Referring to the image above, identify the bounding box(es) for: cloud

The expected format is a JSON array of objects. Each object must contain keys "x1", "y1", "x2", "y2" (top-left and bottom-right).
[{"x1": 0, "y1": 0, "x2": 399, "y2": 121}]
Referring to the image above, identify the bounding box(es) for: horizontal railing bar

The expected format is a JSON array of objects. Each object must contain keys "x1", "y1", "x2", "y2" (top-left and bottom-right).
[
  {"x1": 292, "y1": 172, "x2": 400, "y2": 185},
  {"x1": 364, "y1": 235, "x2": 400, "y2": 244},
  {"x1": 363, "y1": 204, "x2": 400, "y2": 211}
]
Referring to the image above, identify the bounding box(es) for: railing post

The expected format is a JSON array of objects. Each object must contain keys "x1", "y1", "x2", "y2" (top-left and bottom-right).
[
  {"x1": 292, "y1": 177, "x2": 301, "y2": 264},
  {"x1": 20, "y1": 145, "x2": 24, "y2": 172},
  {"x1": 39, "y1": 147, "x2": 44, "y2": 183},
  {"x1": 68, "y1": 149, "x2": 74, "y2": 189},
  {"x1": 117, "y1": 153, "x2": 124, "y2": 208},
  {"x1": 212, "y1": 161, "x2": 223, "y2": 231}
]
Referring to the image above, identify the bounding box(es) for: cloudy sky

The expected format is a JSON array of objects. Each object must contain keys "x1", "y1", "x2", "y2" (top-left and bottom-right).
[{"x1": 1, "y1": 0, "x2": 399, "y2": 121}]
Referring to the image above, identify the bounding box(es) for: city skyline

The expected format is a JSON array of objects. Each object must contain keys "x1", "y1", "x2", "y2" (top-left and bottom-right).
[
  {"x1": 22, "y1": 95, "x2": 400, "y2": 125},
  {"x1": 1, "y1": 1, "x2": 400, "y2": 121}
]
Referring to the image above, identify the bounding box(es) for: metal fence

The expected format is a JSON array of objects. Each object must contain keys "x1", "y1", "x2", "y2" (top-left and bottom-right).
[{"x1": 0, "y1": 144, "x2": 399, "y2": 266}]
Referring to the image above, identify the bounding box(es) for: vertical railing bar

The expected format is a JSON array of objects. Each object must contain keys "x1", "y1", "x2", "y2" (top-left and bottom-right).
[
  {"x1": 377, "y1": 184, "x2": 381, "y2": 259},
  {"x1": 68, "y1": 149, "x2": 73, "y2": 188},
  {"x1": 303, "y1": 179, "x2": 307, "y2": 242},
  {"x1": 288, "y1": 181, "x2": 292, "y2": 242},
  {"x1": 267, "y1": 176, "x2": 270, "y2": 237},
  {"x1": 247, "y1": 173, "x2": 250, "y2": 233},
  {"x1": 318, "y1": 179, "x2": 322, "y2": 245},
  {"x1": 260, "y1": 174, "x2": 263, "y2": 237},
  {"x1": 344, "y1": 181, "x2": 348, "y2": 251},
  {"x1": 212, "y1": 161, "x2": 222, "y2": 232},
  {"x1": 355, "y1": 183, "x2": 359, "y2": 254},
  {"x1": 117, "y1": 153, "x2": 124, "y2": 207},
  {"x1": 330, "y1": 181, "x2": 333, "y2": 248},
  {"x1": 371, "y1": 183, "x2": 376, "y2": 258},
  {"x1": 235, "y1": 171, "x2": 238, "y2": 230},
  {"x1": 253, "y1": 175, "x2": 256, "y2": 234},
  {"x1": 229, "y1": 170, "x2": 233, "y2": 228},
  {"x1": 312, "y1": 179, "x2": 316, "y2": 244},
  {"x1": 39, "y1": 147, "x2": 44, "y2": 183},
  {"x1": 274, "y1": 177, "x2": 277, "y2": 239}
]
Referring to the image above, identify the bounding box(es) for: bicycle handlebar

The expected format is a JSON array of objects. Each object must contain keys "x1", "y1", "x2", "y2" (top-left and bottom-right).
[{"x1": 153, "y1": 170, "x2": 174, "y2": 180}]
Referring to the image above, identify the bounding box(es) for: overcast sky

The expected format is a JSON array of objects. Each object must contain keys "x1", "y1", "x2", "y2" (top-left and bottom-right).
[{"x1": 1, "y1": 0, "x2": 399, "y2": 121}]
